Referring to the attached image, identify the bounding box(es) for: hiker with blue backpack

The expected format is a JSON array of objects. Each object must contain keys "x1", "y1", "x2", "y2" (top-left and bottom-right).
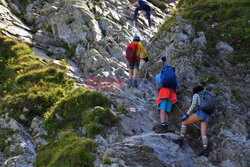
[
  {"x1": 126, "y1": 36, "x2": 149, "y2": 88},
  {"x1": 154, "y1": 57, "x2": 181, "y2": 133},
  {"x1": 127, "y1": 0, "x2": 151, "y2": 26},
  {"x1": 179, "y1": 85, "x2": 215, "y2": 156}
]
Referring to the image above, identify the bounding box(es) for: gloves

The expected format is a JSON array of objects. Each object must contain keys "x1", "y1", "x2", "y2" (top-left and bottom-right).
[
  {"x1": 127, "y1": 6, "x2": 129, "y2": 9},
  {"x1": 143, "y1": 57, "x2": 149, "y2": 62},
  {"x1": 181, "y1": 115, "x2": 189, "y2": 121}
]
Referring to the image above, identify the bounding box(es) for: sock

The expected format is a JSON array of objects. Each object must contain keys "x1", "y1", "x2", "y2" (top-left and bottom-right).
[
  {"x1": 180, "y1": 125, "x2": 187, "y2": 137},
  {"x1": 202, "y1": 136, "x2": 208, "y2": 148},
  {"x1": 164, "y1": 122, "x2": 168, "y2": 126},
  {"x1": 161, "y1": 122, "x2": 165, "y2": 126}
]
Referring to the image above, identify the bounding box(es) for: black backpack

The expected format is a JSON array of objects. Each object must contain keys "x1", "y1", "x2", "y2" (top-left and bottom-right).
[{"x1": 197, "y1": 91, "x2": 216, "y2": 115}]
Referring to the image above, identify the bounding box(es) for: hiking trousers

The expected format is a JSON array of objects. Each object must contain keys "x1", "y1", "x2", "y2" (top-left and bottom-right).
[{"x1": 134, "y1": 5, "x2": 151, "y2": 26}]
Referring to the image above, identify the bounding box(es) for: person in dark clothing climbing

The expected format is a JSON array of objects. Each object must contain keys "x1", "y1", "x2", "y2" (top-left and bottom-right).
[
  {"x1": 179, "y1": 85, "x2": 211, "y2": 156},
  {"x1": 127, "y1": 0, "x2": 151, "y2": 26}
]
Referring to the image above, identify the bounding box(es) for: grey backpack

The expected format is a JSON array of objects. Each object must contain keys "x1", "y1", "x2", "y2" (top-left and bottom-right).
[{"x1": 198, "y1": 91, "x2": 215, "y2": 115}]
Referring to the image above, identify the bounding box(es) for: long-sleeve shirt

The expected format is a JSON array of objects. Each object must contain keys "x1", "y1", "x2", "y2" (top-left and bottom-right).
[{"x1": 187, "y1": 94, "x2": 200, "y2": 115}]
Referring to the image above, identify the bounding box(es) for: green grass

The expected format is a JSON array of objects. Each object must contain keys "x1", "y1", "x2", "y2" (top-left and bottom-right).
[
  {"x1": 35, "y1": 131, "x2": 97, "y2": 167},
  {"x1": 157, "y1": 16, "x2": 177, "y2": 38},
  {"x1": 0, "y1": 128, "x2": 14, "y2": 153},
  {"x1": 0, "y1": 34, "x2": 119, "y2": 165},
  {"x1": 102, "y1": 156, "x2": 112, "y2": 164},
  {"x1": 44, "y1": 87, "x2": 118, "y2": 137},
  {"x1": 0, "y1": 34, "x2": 74, "y2": 125},
  {"x1": 118, "y1": 103, "x2": 128, "y2": 114},
  {"x1": 202, "y1": 60, "x2": 210, "y2": 68},
  {"x1": 231, "y1": 86, "x2": 243, "y2": 102},
  {"x1": 200, "y1": 75, "x2": 219, "y2": 84},
  {"x1": 148, "y1": 0, "x2": 168, "y2": 10},
  {"x1": 177, "y1": 0, "x2": 250, "y2": 55},
  {"x1": 45, "y1": 24, "x2": 53, "y2": 33}
]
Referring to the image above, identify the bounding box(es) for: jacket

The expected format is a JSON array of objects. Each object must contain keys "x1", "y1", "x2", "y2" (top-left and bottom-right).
[
  {"x1": 156, "y1": 88, "x2": 177, "y2": 107},
  {"x1": 133, "y1": 42, "x2": 148, "y2": 60}
]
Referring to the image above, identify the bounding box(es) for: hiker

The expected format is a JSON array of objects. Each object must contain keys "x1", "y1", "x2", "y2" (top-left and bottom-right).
[
  {"x1": 127, "y1": 0, "x2": 151, "y2": 26},
  {"x1": 126, "y1": 35, "x2": 149, "y2": 88},
  {"x1": 179, "y1": 85, "x2": 215, "y2": 156},
  {"x1": 155, "y1": 63, "x2": 181, "y2": 132}
]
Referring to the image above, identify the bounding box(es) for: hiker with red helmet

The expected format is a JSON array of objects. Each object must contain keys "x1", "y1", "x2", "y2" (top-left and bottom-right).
[{"x1": 125, "y1": 36, "x2": 149, "y2": 88}]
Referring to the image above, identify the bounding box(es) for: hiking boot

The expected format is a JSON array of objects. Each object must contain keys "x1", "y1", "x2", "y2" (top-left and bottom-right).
[
  {"x1": 177, "y1": 136, "x2": 184, "y2": 147},
  {"x1": 127, "y1": 79, "x2": 132, "y2": 89},
  {"x1": 153, "y1": 124, "x2": 168, "y2": 133},
  {"x1": 199, "y1": 147, "x2": 209, "y2": 157},
  {"x1": 132, "y1": 79, "x2": 138, "y2": 88}
]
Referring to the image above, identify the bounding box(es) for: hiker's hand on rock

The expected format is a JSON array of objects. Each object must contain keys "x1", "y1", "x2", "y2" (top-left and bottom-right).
[{"x1": 143, "y1": 57, "x2": 149, "y2": 62}]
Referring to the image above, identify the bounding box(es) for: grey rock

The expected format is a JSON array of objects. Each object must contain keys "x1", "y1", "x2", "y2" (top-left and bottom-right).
[
  {"x1": 192, "y1": 31, "x2": 207, "y2": 50},
  {"x1": 216, "y1": 41, "x2": 234, "y2": 56}
]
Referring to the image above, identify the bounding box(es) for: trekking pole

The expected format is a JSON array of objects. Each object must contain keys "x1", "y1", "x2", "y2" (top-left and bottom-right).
[{"x1": 144, "y1": 61, "x2": 149, "y2": 79}]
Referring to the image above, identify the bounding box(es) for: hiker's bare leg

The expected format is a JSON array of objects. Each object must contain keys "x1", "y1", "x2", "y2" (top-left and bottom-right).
[
  {"x1": 183, "y1": 114, "x2": 202, "y2": 126},
  {"x1": 200, "y1": 121, "x2": 208, "y2": 137},
  {"x1": 160, "y1": 109, "x2": 166, "y2": 123},
  {"x1": 165, "y1": 112, "x2": 168, "y2": 123},
  {"x1": 129, "y1": 69, "x2": 133, "y2": 79},
  {"x1": 133, "y1": 69, "x2": 138, "y2": 79}
]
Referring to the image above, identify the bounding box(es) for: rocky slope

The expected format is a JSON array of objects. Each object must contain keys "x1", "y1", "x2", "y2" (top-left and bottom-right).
[{"x1": 0, "y1": 0, "x2": 249, "y2": 166}]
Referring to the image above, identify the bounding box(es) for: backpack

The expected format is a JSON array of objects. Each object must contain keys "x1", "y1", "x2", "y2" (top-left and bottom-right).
[
  {"x1": 126, "y1": 42, "x2": 139, "y2": 63},
  {"x1": 160, "y1": 64, "x2": 178, "y2": 90},
  {"x1": 198, "y1": 91, "x2": 216, "y2": 115}
]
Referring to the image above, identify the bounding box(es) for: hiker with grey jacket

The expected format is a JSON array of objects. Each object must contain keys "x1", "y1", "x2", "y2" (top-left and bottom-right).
[{"x1": 179, "y1": 85, "x2": 215, "y2": 156}]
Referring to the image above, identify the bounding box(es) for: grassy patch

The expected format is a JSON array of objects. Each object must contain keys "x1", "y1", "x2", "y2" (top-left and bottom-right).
[
  {"x1": 44, "y1": 87, "x2": 118, "y2": 137},
  {"x1": 0, "y1": 128, "x2": 14, "y2": 153},
  {"x1": 45, "y1": 24, "x2": 53, "y2": 33},
  {"x1": 0, "y1": 34, "x2": 74, "y2": 125},
  {"x1": 231, "y1": 86, "x2": 243, "y2": 102},
  {"x1": 177, "y1": 0, "x2": 250, "y2": 55},
  {"x1": 202, "y1": 60, "x2": 210, "y2": 68},
  {"x1": 157, "y1": 16, "x2": 177, "y2": 38},
  {"x1": 148, "y1": 0, "x2": 168, "y2": 10},
  {"x1": 200, "y1": 75, "x2": 219, "y2": 84},
  {"x1": 35, "y1": 131, "x2": 97, "y2": 167},
  {"x1": 102, "y1": 156, "x2": 112, "y2": 164},
  {"x1": 232, "y1": 54, "x2": 250, "y2": 64},
  {"x1": 118, "y1": 103, "x2": 128, "y2": 114}
]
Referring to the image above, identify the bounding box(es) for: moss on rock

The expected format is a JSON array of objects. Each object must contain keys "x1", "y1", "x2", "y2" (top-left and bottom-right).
[
  {"x1": 0, "y1": 34, "x2": 74, "y2": 125},
  {"x1": 44, "y1": 87, "x2": 118, "y2": 137},
  {"x1": 35, "y1": 131, "x2": 97, "y2": 167},
  {"x1": 177, "y1": 0, "x2": 250, "y2": 55}
]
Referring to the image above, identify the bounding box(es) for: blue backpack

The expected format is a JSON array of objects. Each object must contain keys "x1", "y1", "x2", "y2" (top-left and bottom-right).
[{"x1": 160, "y1": 65, "x2": 177, "y2": 90}]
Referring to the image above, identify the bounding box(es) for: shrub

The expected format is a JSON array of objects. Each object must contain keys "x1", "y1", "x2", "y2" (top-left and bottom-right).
[
  {"x1": 0, "y1": 34, "x2": 74, "y2": 125},
  {"x1": 102, "y1": 156, "x2": 112, "y2": 164},
  {"x1": 177, "y1": 0, "x2": 250, "y2": 55},
  {"x1": 202, "y1": 60, "x2": 210, "y2": 68},
  {"x1": 35, "y1": 132, "x2": 97, "y2": 167},
  {"x1": 44, "y1": 87, "x2": 118, "y2": 137}
]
